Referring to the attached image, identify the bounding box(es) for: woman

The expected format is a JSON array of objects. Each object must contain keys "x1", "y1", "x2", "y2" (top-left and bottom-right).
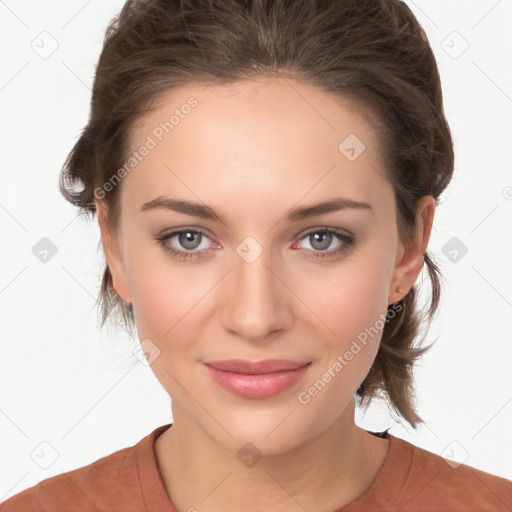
[{"x1": 2, "y1": 0, "x2": 511, "y2": 510}]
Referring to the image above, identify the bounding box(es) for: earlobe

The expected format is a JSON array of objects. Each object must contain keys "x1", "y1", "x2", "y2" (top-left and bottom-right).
[
  {"x1": 388, "y1": 195, "x2": 436, "y2": 305},
  {"x1": 95, "y1": 200, "x2": 132, "y2": 303}
]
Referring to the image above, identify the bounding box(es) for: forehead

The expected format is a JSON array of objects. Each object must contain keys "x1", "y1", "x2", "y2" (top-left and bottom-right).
[{"x1": 123, "y1": 78, "x2": 390, "y2": 217}]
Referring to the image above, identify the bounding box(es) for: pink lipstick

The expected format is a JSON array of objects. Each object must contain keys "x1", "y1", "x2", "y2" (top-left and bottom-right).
[{"x1": 203, "y1": 359, "x2": 311, "y2": 399}]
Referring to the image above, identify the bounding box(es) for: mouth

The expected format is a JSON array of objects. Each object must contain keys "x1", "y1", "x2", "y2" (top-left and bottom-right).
[{"x1": 202, "y1": 359, "x2": 312, "y2": 399}]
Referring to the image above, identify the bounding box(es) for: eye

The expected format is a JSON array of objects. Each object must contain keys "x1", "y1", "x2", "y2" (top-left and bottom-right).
[
  {"x1": 293, "y1": 227, "x2": 355, "y2": 260},
  {"x1": 156, "y1": 227, "x2": 216, "y2": 260}
]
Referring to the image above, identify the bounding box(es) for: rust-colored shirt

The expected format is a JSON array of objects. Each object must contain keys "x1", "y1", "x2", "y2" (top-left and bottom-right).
[{"x1": 1, "y1": 423, "x2": 511, "y2": 511}]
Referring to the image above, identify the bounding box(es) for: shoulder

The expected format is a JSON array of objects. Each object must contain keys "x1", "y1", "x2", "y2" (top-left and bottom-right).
[
  {"x1": 388, "y1": 434, "x2": 512, "y2": 511},
  {"x1": 0, "y1": 427, "x2": 166, "y2": 512}
]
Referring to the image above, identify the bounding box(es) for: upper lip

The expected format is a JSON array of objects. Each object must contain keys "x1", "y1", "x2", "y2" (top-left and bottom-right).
[{"x1": 203, "y1": 359, "x2": 311, "y2": 375}]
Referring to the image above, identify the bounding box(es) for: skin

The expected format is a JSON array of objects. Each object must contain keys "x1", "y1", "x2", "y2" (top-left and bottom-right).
[{"x1": 96, "y1": 77, "x2": 435, "y2": 512}]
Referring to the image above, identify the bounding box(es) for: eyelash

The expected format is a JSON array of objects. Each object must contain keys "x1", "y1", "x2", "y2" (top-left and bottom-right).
[{"x1": 155, "y1": 227, "x2": 355, "y2": 261}]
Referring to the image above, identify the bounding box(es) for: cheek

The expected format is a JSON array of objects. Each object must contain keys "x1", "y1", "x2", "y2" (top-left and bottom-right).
[
  {"x1": 297, "y1": 254, "x2": 394, "y2": 406},
  {"x1": 294, "y1": 251, "x2": 393, "y2": 347},
  {"x1": 128, "y1": 258, "x2": 209, "y2": 340},
  {"x1": 121, "y1": 218, "x2": 213, "y2": 332},
  {"x1": 292, "y1": 254, "x2": 393, "y2": 422},
  {"x1": 127, "y1": 259, "x2": 213, "y2": 398}
]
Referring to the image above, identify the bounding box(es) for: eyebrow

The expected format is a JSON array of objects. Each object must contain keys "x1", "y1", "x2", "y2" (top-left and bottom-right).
[{"x1": 140, "y1": 196, "x2": 372, "y2": 223}]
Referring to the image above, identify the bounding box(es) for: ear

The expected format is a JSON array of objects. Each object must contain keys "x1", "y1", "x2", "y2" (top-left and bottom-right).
[
  {"x1": 95, "y1": 200, "x2": 132, "y2": 303},
  {"x1": 388, "y1": 195, "x2": 436, "y2": 305}
]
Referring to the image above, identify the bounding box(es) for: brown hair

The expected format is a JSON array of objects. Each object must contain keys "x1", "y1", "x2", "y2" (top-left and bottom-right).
[{"x1": 60, "y1": 0, "x2": 454, "y2": 427}]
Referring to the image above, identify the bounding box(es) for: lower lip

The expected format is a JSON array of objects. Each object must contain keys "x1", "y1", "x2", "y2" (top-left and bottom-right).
[{"x1": 203, "y1": 363, "x2": 311, "y2": 399}]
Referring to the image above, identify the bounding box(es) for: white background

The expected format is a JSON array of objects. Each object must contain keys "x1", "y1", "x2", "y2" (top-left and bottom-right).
[{"x1": 0, "y1": 0, "x2": 511, "y2": 502}]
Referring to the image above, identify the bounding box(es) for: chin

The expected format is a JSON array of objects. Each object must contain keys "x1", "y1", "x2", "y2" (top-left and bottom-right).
[{"x1": 200, "y1": 406, "x2": 319, "y2": 456}]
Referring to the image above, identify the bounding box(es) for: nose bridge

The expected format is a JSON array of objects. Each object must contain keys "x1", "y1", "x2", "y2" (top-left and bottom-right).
[{"x1": 221, "y1": 235, "x2": 292, "y2": 342}]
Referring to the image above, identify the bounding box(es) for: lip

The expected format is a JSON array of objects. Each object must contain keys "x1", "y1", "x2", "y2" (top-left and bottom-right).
[{"x1": 202, "y1": 359, "x2": 312, "y2": 399}]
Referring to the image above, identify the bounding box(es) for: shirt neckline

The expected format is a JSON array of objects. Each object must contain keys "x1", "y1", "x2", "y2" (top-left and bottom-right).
[{"x1": 136, "y1": 423, "x2": 411, "y2": 512}]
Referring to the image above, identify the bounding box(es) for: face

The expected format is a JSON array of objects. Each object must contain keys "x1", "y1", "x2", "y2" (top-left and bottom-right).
[{"x1": 98, "y1": 77, "x2": 433, "y2": 454}]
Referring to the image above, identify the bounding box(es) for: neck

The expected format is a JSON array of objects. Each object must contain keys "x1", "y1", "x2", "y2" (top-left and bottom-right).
[{"x1": 154, "y1": 402, "x2": 389, "y2": 512}]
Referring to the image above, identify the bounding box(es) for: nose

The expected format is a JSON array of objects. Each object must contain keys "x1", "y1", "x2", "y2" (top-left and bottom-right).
[{"x1": 220, "y1": 245, "x2": 294, "y2": 344}]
